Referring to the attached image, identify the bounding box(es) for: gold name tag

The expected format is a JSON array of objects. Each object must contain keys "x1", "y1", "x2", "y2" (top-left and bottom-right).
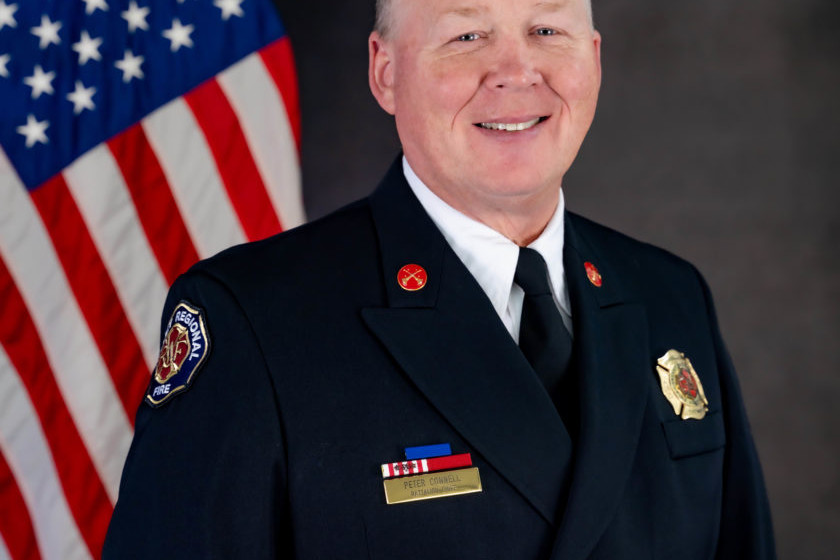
[{"x1": 383, "y1": 467, "x2": 482, "y2": 505}]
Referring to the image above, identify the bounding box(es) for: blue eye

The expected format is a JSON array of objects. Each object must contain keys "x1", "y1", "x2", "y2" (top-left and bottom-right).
[
  {"x1": 457, "y1": 32, "x2": 480, "y2": 42},
  {"x1": 534, "y1": 28, "x2": 557, "y2": 36}
]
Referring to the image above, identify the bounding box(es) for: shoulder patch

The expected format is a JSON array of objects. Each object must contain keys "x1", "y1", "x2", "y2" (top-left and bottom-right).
[{"x1": 145, "y1": 301, "x2": 211, "y2": 407}]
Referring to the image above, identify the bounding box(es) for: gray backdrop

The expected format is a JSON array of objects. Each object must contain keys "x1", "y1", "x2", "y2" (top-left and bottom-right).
[{"x1": 274, "y1": 1, "x2": 840, "y2": 557}]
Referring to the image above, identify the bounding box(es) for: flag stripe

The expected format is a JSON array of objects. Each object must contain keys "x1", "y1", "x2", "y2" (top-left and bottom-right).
[
  {"x1": 185, "y1": 79, "x2": 283, "y2": 241},
  {"x1": 63, "y1": 147, "x2": 170, "y2": 367},
  {"x1": 0, "y1": 346, "x2": 93, "y2": 560},
  {"x1": 142, "y1": 98, "x2": 248, "y2": 259},
  {"x1": 0, "y1": 149, "x2": 132, "y2": 504},
  {"x1": 0, "y1": 534, "x2": 13, "y2": 560},
  {"x1": 0, "y1": 260, "x2": 111, "y2": 560},
  {"x1": 29, "y1": 176, "x2": 149, "y2": 421},
  {"x1": 219, "y1": 50, "x2": 305, "y2": 231},
  {"x1": 0, "y1": 3, "x2": 301, "y2": 555},
  {"x1": 107, "y1": 126, "x2": 200, "y2": 285},
  {"x1": 259, "y1": 37, "x2": 302, "y2": 150},
  {"x1": 0, "y1": 449, "x2": 41, "y2": 560}
]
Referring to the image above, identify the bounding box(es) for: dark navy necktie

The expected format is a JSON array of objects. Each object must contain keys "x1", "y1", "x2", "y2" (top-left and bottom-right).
[{"x1": 514, "y1": 247, "x2": 577, "y2": 436}]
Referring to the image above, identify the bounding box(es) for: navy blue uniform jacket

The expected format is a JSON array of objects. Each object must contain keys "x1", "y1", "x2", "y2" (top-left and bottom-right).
[{"x1": 104, "y1": 160, "x2": 775, "y2": 559}]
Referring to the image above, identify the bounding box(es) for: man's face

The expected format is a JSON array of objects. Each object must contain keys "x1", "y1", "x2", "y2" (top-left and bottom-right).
[{"x1": 369, "y1": 0, "x2": 601, "y2": 216}]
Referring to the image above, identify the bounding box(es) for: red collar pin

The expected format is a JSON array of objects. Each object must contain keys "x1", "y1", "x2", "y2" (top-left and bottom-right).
[
  {"x1": 397, "y1": 264, "x2": 428, "y2": 291},
  {"x1": 584, "y1": 262, "x2": 602, "y2": 287}
]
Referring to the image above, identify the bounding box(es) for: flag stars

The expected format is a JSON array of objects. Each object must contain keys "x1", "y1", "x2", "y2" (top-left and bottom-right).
[
  {"x1": 67, "y1": 80, "x2": 96, "y2": 114},
  {"x1": 214, "y1": 0, "x2": 244, "y2": 21},
  {"x1": 121, "y1": 1, "x2": 149, "y2": 33},
  {"x1": 162, "y1": 18, "x2": 194, "y2": 52},
  {"x1": 115, "y1": 49, "x2": 144, "y2": 82},
  {"x1": 82, "y1": 0, "x2": 109, "y2": 15},
  {"x1": 0, "y1": 1, "x2": 17, "y2": 31},
  {"x1": 23, "y1": 65, "x2": 55, "y2": 98},
  {"x1": 31, "y1": 14, "x2": 62, "y2": 49},
  {"x1": 17, "y1": 114, "x2": 49, "y2": 148},
  {"x1": 0, "y1": 53, "x2": 9, "y2": 78},
  {"x1": 72, "y1": 31, "x2": 103, "y2": 65}
]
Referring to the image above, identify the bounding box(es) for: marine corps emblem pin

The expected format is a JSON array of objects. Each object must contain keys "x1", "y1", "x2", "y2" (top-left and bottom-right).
[{"x1": 656, "y1": 349, "x2": 709, "y2": 420}]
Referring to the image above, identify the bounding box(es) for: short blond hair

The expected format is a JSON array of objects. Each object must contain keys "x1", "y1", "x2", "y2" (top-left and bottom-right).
[{"x1": 374, "y1": 0, "x2": 594, "y2": 37}]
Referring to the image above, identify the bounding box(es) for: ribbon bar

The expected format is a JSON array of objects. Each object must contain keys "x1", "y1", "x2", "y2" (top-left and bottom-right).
[{"x1": 381, "y1": 453, "x2": 473, "y2": 479}]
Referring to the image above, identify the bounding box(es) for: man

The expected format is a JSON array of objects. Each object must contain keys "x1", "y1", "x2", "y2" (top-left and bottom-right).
[{"x1": 104, "y1": 0, "x2": 775, "y2": 558}]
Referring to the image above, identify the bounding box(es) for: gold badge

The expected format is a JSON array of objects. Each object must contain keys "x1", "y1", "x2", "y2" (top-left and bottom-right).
[
  {"x1": 383, "y1": 467, "x2": 482, "y2": 505},
  {"x1": 656, "y1": 349, "x2": 709, "y2": 420}
]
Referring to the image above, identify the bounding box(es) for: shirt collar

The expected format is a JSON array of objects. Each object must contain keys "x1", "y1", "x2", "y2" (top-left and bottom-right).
[{"x1": 402, "y1": 157, "x2": 570, "y2": 323}]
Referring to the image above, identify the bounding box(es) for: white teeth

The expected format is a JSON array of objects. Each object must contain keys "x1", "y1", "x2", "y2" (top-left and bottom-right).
[{"x1": 479, "y1": 117, "x2": 541, "y2": 131}]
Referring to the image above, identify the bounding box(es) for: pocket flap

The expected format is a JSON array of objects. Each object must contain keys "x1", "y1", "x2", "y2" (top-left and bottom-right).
[{"x1": 661, "y1": 410, "x2": 726, "y2": 459}]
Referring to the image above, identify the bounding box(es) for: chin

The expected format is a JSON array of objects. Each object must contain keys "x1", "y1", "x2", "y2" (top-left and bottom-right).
[
  {"x1": 474, "y1": 159, "x2": 562, "y2": 191},
  {"x1": 473, "y1": 173, "x2": 559, "y2": 201}
]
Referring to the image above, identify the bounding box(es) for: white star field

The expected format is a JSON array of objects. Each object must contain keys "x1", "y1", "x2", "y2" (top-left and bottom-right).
[{"x1": 3, "y1": 1, "x2": 250, "y2": 149}]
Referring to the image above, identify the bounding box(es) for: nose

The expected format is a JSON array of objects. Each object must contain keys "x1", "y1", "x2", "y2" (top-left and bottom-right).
[{"x1": 485, "y1": 36, "x2": 542, "y2": 90}]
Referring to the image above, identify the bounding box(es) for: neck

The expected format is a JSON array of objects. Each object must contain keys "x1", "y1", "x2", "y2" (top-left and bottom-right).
[
  {"x1": 433, "y1": 186, "x2": 560, "y2": 247},
  {"x1": 401, "y1": 156, "x2": 564, "y2": 246}
]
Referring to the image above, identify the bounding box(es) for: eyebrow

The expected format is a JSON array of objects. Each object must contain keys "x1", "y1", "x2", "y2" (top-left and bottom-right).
[
  {"x1": 438, "y1": 1, "x2": 571, "y2": 20},
  {"x1": 438, "y1": 6, "x2": 487, "y2": 19},
  {"x1": 434, "y1": 0, "x2": 575, "y2": 29},
  {"x1": 534, "y1": 1, "x2": 571, "y2": 13}
]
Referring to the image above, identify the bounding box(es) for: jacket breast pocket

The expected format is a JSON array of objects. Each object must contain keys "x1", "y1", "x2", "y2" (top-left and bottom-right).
[{"x1": 661, "y1": 410, "x2": 726, "y2": 459}]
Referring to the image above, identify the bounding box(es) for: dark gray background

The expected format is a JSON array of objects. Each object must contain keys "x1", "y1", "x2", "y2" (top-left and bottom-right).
[{"x1": 273, "y1": 1, "x2": 839, "y2": 557}]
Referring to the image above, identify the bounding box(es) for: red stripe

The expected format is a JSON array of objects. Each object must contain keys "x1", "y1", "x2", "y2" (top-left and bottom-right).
[
  {"x1": 0, "y1": 450, "x2": 41, "y2": 560},
  {"x1": 425, "y1": 453, "x2": 473, "y2": 473},
  {"x1": 382, "y1": 454, "x2": 473, "y2": 478},
  {"x1": 0, "y1": 258, "x2": 112, "y2": 559},
  {"x1": 259, "y1": 36, "x2": 301, "y2": 151},
  {"x1": 108, "y1": 125, "x2": 200, "y2": 284},
  {"x1": 31, "y1": 175, "x2": 148, "y2": 422},
  {"x1": 185, "y1": 79, "x2": 283, "y2": 241}
]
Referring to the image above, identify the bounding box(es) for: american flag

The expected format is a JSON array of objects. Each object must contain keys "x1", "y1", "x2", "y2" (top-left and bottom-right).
[{"x1": 0, "y1": 0, "x2": 303, "y2": 558}]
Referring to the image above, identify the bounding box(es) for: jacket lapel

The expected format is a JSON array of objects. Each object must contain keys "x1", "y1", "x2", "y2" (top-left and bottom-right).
[
  {"x1": 549, "y1": 214, "x2": 650, "y2": 559},
  {"x1": 361, "y1": 161, "x2": 572, "y2": 525}
]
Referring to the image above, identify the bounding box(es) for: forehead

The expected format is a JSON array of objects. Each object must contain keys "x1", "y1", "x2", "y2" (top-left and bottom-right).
[
  {"x1": 386, "y1": 0, "x2": 590, "y2": 33},
  {"x1": 390, "y1": 0, "x2": 582, "y2": 18}
]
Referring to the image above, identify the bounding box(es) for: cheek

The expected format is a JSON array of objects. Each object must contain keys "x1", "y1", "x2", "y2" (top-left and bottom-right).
[
  {"x1": 423, "y1": 59, "x2": 483, "y2": 121},
  {"x1": 546, "y1": 63, "x2": 600, "y2": 123}
]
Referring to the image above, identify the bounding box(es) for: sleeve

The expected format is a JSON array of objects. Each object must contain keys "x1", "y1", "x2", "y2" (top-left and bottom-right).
[
  {"x1": 695, "y1": 272, "x2": 776, "y2": 559},
  {"x1": 102, "y1": 270, "x2": 291, "y2": 559}
]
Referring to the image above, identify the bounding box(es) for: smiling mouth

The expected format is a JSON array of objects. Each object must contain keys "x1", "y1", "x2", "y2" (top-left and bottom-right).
[{"x1": 475, "y1": 116, "x2": 549, "y2": 132}]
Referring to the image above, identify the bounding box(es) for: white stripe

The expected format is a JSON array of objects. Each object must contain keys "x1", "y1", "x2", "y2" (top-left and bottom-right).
[
  {"x1": 63, "y1": 146, "x2": 169, "y2": 367},
  {"x1": 218, "y1": 52, "x2": 306, "y2": 231},
  {"x1": 0, "y1": 532, "x2": 11, "y2": 560},
  {"x1": 143, "y1": 97, "x2": 248, "y2": 259},
  {"x1": 0, "y1": 346, "x2": 91, "y2": 560},
  {"x1": 0, "y1": 148, "x2": 131, "y2": 503},
  {"x1": 421, "y1": 458, "x2": 428, "y2": 472}
]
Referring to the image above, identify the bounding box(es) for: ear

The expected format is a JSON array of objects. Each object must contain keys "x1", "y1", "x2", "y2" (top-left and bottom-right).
[{"x1": 368, "y1": 31, "x2": 396, "y2": 115}]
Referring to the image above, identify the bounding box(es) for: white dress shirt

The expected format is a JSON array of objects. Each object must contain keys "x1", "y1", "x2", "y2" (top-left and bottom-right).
[{"x1": 402, "y1": 157, "x2": 572, "y2": 342}]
